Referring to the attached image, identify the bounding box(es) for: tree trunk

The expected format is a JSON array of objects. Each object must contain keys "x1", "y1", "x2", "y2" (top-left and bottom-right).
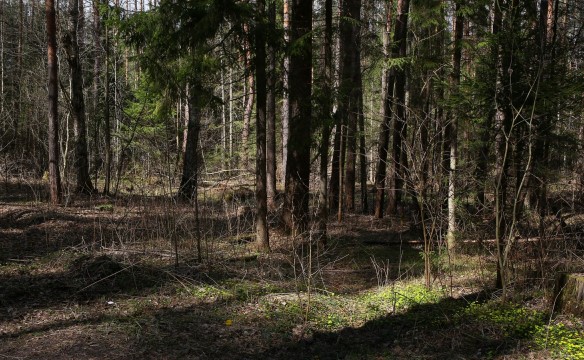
[
  {"x1": 242, "y1": 25, "x2": 254, "y2": 170},
  {"x1": 329, "y1": 114, "x2": 341, "y2": 210},
  {"x1": 266, "y1": 0, "x2": 277, "y2": 211},
  {"x1": 339, "y1": 0, "x2": 361, "y2": 214},
  {"x1": 446, "y1": 0, "x2": 464, "y2": 251},
  {"x1": 281, "y1": 0, "x2": 290, "y2": 184},
  {"x1": 358, "y1": 74, "x2": 368, "y2": 214},
  {"x1": 283, "y1": 0, "x2": 312, "y2": 238},
  {"x1": 255, "y1": 0, "x2": 270, "y2": 252},
  {"x1": 92, "y1": 0, "x2": 102, "y2": 187},
  {"x1": 46, "y1": 0, "x2": 61, "y2": 204},
  {"x1": 316, "y1": 0, "x2": 333, "y2": 245},
  {"x1": 386, "y1": 0, "x2": 410, "y2": 216},
  {"x1": 65, "y1": 0, "x2": 94, "y2": 194},
  {"x1": 179, "y1": 87, "x2": 200, "y2": 200},
  {"x1": 103, "y1": 18, "x2": 112, "y2": 195},
  {"x1": 373, "y1": 0, "x2": 394, "y2": 218}
]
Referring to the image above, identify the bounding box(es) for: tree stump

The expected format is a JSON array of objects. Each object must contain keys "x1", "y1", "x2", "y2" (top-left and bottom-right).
[{"x1": 553, "y1": 273, "x2": 584, "y2": 316}]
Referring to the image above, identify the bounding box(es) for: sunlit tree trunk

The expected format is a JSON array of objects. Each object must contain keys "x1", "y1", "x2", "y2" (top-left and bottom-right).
[
  {"x1": 373, "y1": 0, "x2": 393, "y2": 218},
  {"x1": 316, "y1": 0, "x2": 333, "y2": 245},
  {"x1": 446, "y1": 0, "x2": 464, "y2": 251},
  {"x1": 281, "y1": 0, "x2": 290, "y2": 183}
]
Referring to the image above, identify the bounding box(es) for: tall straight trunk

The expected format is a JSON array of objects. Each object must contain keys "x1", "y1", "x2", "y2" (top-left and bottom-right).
[
  {"x1": 92, "y1": 0, "x2": 101, "y2": 187},
  {"x1": 179, "y1": 87, "x2": 200, "y2": 200},
  {"x1": 266, "y1": 0, "x2": 277, "y2": 210},
  {"x1": 317, "y1": 0, "x2": 333, "y2": 244},
  {"x1": 387, "y1": 70, "x2": 406, "y2": 215},
  {"x1": 283, "y1": 0, "x2": 312, "y2": 238},
  {"x1": 242, "y1": 26, "x2": 254, "y2": 170},
  {"x1": 339, "y1": 0, "x2": 361, "y2": 214},
  {"x1": 446, "y1": 0, "x2": 464, "y2": 251},
  {"x1": 65, "y1": 0, "x2": 93, "y2": 194},
  {"x1": 358, "y1": 85, "x2": 367, "y2": 214},
  {"x1": 281, "y1": 0, "x2": 290, "y2": 182},
  {"x1": 221, "y1": 59, "x2": 227, "y2": 169},
  {"x1": 329, "y1": 115, "x2": 341, "y2": 209},
  {"x1": 373, "y1": 0, "x2": 394, "y2": 218},
  {"x1": 0, "y1": 0, "x2": 4, "y2": 142},
  {"x1": 386, "y1": 0, "x2": 410, "y2": 216},
  {"x1": 14, "y1": 0, "x2": 23, "y2": 150},
  {"x1": 255, "y1": 0, "x2": 270, "y2": 252},
  {"x1": 46, "y1": 0, "x2": 61, "y2": 204},
  {"x1": 103, "y1": 19, "x2": 111, "y2": 195}
]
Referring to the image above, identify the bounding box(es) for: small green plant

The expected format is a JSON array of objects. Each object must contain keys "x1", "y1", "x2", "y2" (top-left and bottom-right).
[
  {"x1": 459, "y1": 302, "x2": 545, "y2": 339},
  {"x1": 534, "y1": 322, "x2": 584, "y2": 359},
  {"x1": 95, "y1": 203, "x2": 114, "y2": 212}
]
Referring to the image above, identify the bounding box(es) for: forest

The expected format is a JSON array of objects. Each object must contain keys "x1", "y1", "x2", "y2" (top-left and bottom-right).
[{"x1": 1, "y1": 0, "x2": 584, "y2": 358}]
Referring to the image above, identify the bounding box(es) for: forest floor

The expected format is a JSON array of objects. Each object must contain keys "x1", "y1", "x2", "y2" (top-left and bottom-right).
[{"x1": 1, "y1": 180, "x2": 583, "y2": 359}]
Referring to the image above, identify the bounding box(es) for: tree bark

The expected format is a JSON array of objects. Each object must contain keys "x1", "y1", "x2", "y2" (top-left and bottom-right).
[
  {"x1": 242, "y1": 25, "x2": 254, "y2": 170},
  {"x1": 373, "y1": 0, "x2": 394, "y2": 218},
  {"x1": 179, "y1": 87, "x2": 201, "y2": 201},
  {"x1": 283, "y1": 0, "x2": 312, "y2": 238},
  {"x1": 339, "y1": 0, "x2": 362, "y2": 214},
  {"x1": 446, "y1": 0, "x2": 464, "y2": 251},
  {"x1": 103, "y1": 17, "x2": 112, "y2": 195},
  {"x1": 386, "y1": 0, "x2": 410, "y2": 216},
  {"x1": 46, "y1": 0, "x2": 61, "y2": 204},
  {"x1": 316, "y1": 0, "x2": 333, "y2": 245},
  {"x1": 64, "y1": 0, "x2": 94, "y2": 194},
  {"x1": 281, "y1": 0, "x2": 290, "y2": 183},
  {"x1": 255, "y1": 0, "x2": 270, "y2": 252},
  {"x1": 266, "y1": 0, "x2": 277, "y2": 211}
]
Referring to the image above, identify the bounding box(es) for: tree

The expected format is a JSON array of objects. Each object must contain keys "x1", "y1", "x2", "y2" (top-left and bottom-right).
[
  {"x1": 64, "y1": 0, "x2": 94, "y2": 194},
  {"x1": 374, "y1": 0, "x2": 410, "y2": 218},
  {"x1": 282, "y1": 0, "x2": 312, "y2": 237},
  {"x1": 339, "y1": 0, "x2": 362, "y2": 214},
  {"x1": 255, "y1": 0, "x2": 270, "y2": 252},
  {"x1": 46, "y1": 0, "x2": 61, "y2": 204},
  {"x1": 446, "y1": 0, "x2": 464, "y2": 251},
  {"x1": 316, "y1": 0, "x2": 333, "y2": 244},
  {"x1": 266, "y1": 0, "x2": 277, "y2": 211}
]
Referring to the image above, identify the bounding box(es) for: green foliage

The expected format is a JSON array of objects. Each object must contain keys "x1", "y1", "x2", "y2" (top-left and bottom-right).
[
  {"x1": 460, "y1": 302, "x2": 545, "y2": 338},
  {"x1": 366, "y1": 282, "x2": 444, "y2": 313},
  {"x1": 534, "y1": 322, "x2": 584, "y2": 359}
]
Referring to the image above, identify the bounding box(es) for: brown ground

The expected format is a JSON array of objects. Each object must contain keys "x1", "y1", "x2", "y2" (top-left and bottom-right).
[{"x1": 0, "y1": 182, "x2": 578, "y2": 359}]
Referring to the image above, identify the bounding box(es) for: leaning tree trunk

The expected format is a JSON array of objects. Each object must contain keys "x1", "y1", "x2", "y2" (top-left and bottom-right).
[
  {"x1": 46, "y1": 0, "x2": 61, "y2": 204},
  {"x1": 64, "y1": 0, "x2": 94, "y2": 194}
]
